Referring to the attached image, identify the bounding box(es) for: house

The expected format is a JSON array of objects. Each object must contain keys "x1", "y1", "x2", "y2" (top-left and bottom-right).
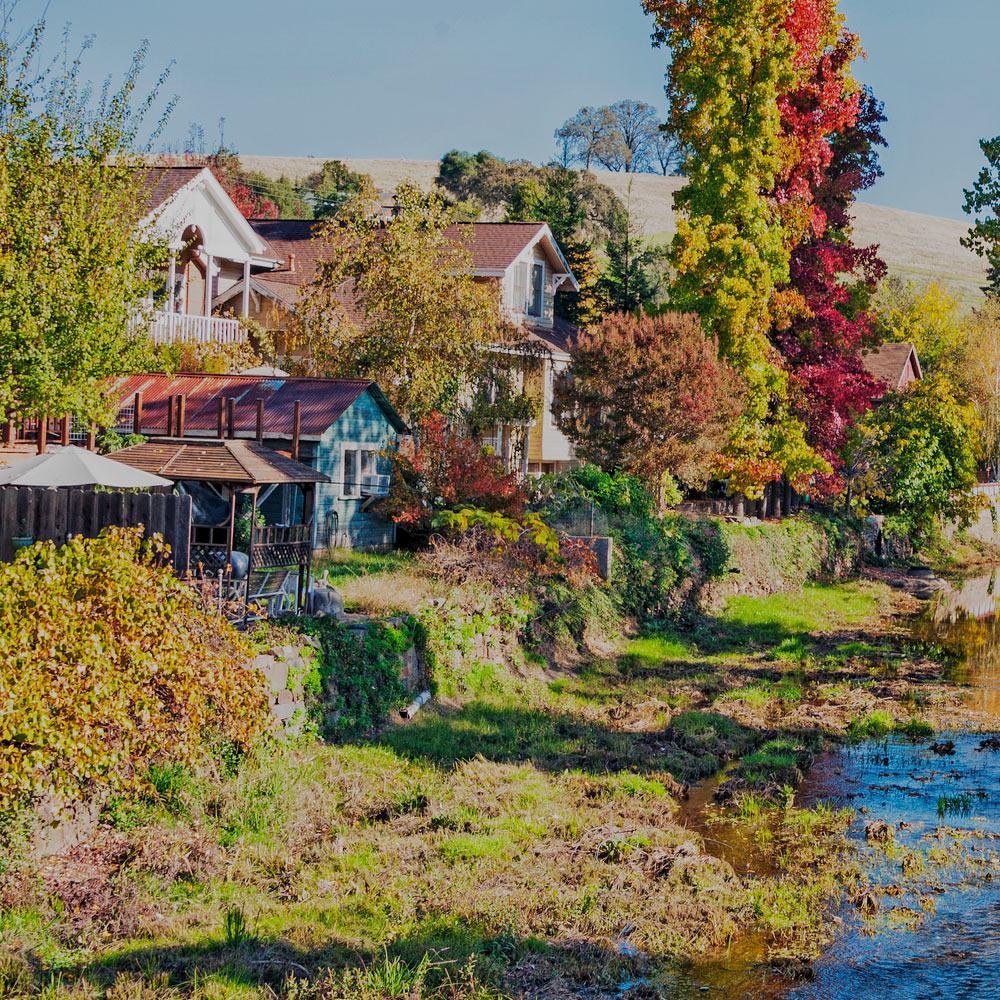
[
  {"x1": 862, "y1": 342, "x2": 923, "y2": 393},
  {"x1": 112, "y1": 372, "x2": 408, "y2": 551},
  {"x1": 216, "y1": 218, "x2": 582, "y2": 475},
  {"x1": 138, "y1": 166, "x2": 281, "y2": 344}
]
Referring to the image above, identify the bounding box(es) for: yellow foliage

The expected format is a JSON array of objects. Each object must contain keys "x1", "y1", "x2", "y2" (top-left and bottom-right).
[{"x1": 0, "y1": 528, "x2": 269, "y2": 815}]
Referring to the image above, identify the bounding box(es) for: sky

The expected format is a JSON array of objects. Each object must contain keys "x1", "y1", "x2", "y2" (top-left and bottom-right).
[{"x1": 17, "y1": 0, "x2": 1000, "y2": 220}]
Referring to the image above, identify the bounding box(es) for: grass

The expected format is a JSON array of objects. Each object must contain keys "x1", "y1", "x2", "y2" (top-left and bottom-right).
[{"x1": 2, "y1": 577, "x2": 937, "y2": 999}]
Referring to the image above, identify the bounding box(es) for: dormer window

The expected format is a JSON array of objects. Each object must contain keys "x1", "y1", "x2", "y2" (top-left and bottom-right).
[{"x1": 527, "y1": 262, "x2": 544, "y2": 318}]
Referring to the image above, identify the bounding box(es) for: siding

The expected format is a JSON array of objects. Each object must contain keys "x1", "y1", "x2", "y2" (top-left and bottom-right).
[{"x1": 312, "y1": 391, "x2": 399, "y2": 551}]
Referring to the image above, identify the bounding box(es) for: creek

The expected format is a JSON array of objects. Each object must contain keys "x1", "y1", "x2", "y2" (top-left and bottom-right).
[{"x1": 661, "y1": 569, "x2": 1000, "y2": 999}]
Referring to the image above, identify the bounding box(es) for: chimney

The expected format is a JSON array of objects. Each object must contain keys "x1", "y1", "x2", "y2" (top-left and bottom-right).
[{"x1": 286, "y1": 253, "x2": 296, "y2": 274}]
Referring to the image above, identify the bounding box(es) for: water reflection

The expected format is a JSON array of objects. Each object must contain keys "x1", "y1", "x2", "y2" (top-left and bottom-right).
[{"x1": 921, "y1": 568, "x2": 1000, "y2": 717}]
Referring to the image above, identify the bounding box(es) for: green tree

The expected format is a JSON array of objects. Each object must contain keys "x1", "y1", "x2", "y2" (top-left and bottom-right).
[
  {"x1": 597, "y1": 185, "x2": 668, "y2": 314},
  {"x1": 297, "y1": 183, "x2": 530, "y2": 424},
  {"x1": 964, "y1": 298, "x2": 1000, "y2": 478},
  {"x1": 859, "y1": 376, "x2": 980, "y2": 543},
  {"x1": 306, "y1": 159, "x2": 375, "y2": 219},
  {"x1": 644, "y1": 0, "x2": 823, "y2": 495},
  {"x1": 963, "y1": 136, "x2": 1000, "y2": 295},
  {"x1": 0, "y1": 19, "x2": 172, "y2": 425}
]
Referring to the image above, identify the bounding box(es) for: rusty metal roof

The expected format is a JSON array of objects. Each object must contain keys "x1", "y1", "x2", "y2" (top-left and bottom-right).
[
  {"x1": 112, "y1": 373, "x2": 408, "y2": 438},
  {"x1": 112, "y1": 438, "x2": 330, "y2": 486}
]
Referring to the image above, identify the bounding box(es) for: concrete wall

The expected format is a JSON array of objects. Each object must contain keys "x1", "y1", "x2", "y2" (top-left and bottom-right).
[{"x1": 964, "y1": 484, "x2": 1000, "y2": 545}]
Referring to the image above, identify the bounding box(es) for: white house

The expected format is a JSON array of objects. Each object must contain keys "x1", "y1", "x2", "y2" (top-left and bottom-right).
[{"x1": 139, "y1": 166, "x2": 280, "y2": 345}]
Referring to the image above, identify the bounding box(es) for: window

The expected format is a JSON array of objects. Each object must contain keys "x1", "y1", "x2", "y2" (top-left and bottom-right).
[
  {"x1": 342, "y1": 446, "x2": 382, "y2": 498},
  {"x1": 527, "y1": 262, "x2": 544, "y2": 317}
]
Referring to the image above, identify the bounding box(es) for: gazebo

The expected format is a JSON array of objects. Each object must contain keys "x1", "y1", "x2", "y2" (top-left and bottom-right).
[{"x1": 113, "y1": 437, "x2": 329, "y2": 615}]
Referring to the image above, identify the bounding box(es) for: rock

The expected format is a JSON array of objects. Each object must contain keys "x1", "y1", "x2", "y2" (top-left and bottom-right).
[
  {"x1": 310, "y1": 584, "x2": 344, "y2": 618},
  {"x1": 865, "y1": 820, "x2": 894, "y2": 844},
  {"x1": 930, "y1": 740, "x2": 956, "y2": 756}
]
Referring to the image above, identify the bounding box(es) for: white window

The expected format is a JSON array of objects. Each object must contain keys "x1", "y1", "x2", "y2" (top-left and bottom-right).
[
  {"x1": 527, "y1": 262, "x2": 544, "y2": 317},
  {"x1": 341, "y1": 446, "x2": 382, "y2": 498}
]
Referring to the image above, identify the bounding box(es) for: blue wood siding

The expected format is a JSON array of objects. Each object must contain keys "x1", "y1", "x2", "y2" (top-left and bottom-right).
[{"x1": 312, "y1": 391, "x2": 399, "y2": 551}]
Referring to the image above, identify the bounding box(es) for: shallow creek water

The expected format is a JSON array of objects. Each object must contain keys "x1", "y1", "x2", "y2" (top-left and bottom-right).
[{"x1": 662, "y1": 570, "x2": 1000, "y2": 999}]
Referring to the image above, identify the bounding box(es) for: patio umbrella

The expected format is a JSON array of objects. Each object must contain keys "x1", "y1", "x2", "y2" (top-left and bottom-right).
[{"x1": 0, "y1": 445, "x2": 172, "y2": 489}]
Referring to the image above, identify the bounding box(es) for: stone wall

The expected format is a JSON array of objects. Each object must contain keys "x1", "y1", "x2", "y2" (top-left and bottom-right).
[{"x1": 251, "y1": 638, "x2": 318, "y2": 735}]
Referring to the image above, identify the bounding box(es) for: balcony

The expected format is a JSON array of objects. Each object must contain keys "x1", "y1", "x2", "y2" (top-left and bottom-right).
[{"x1": 133, "y1": 310, "x2": 247, "y2": 347}]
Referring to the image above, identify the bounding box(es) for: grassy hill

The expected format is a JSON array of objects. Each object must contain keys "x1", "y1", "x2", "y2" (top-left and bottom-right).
[{"x1": 242, "y1": 155, "x2": 988, "y2": 306}]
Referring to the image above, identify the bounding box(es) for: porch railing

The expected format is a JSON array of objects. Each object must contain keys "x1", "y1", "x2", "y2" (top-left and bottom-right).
[{"x1": 132, "y1": 310, "x2": 246, "y2": 346}]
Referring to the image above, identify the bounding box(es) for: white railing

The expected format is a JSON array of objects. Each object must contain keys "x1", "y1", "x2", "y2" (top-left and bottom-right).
[{"x1": 132, "y1": 310, "x2": 246, "y2": 346}]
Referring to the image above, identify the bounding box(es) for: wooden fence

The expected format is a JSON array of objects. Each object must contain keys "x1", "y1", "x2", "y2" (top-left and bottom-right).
[{"x1": 0, "y1": 486, "x2": 192, "y2": 573}]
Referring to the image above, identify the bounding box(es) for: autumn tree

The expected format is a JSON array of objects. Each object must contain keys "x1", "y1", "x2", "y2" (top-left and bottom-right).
[
  {"x1": 963, "y1": 299, "x2": 1000, "y2": 478},
  {"x1": 296, "y1": 183, "x2": 530, "y2": 425},
  {"x1": 552, "y1": 312, "x2": 744, "y2": 494},
  {"x1": 0, "y1": 16, "x2": 172, "y2": 426},
  {"x1": 770, "y1": 4, "x2": 889, "y2": 493},
  {"x1": 644, "y1": 0, "x2": 821, "y2": 494}
]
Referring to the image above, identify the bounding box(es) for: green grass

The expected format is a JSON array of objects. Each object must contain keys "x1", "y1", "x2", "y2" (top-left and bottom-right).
[{"x1": 314, "y1": 548, "x2": 417, "y2": 585}]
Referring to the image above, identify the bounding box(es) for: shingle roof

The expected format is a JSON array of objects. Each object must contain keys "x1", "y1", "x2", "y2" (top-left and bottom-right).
[
  {"x1": 446, "y1": 222, "x2": 547, "y2": 271},
  {"x1": 140, "y1": 166, "x2": 205, "y2": 213},
  {"x1": 112, "y1": 372, "x2": 409, "y2": 438},
  {"x1": 525, "y1": 317, "x2": 579, "y2": 357},
  {"x1": 862, "y1": 343, "x2": 922, "y2": 391},
  {"x1": 113, "y1": 437, "x2": 330, "y2": 485},
  {"x1": 247, "y1": 219, "x2": 552, "y2": 291}
]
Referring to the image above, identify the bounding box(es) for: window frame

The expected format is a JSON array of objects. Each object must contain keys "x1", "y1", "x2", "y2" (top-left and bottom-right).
[{"x1": 527, "y1": 260, "x2": 545, "y2": 318}]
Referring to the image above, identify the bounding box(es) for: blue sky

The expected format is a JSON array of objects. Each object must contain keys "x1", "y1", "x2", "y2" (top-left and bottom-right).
[{"x1": 21, "y1": 0, "x2": 1000, "y2": 219}]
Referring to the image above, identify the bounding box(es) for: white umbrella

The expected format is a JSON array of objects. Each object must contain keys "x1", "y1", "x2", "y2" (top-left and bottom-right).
[{"x1": 0, "y1": 445, "x2": 171, "y2": 489}]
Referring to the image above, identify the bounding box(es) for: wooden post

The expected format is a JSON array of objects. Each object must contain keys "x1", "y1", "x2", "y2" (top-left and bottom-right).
[
  {"x1": 165, "y1": 394, "x2": 174, "y2": 437},
  {"x1": 217, "y1": 397, "x2": 225, "y2": 439},
  {"x1": 3, "y1": 415, "x2": 14, "y2": 446},
  {"x1": 245, "y1": 486, "x2": 259, "y2": 613},
  {"x1": 176, "y1": 395, "x2": 186, "y2": 439},
  {"x1": 226, "y1": 397, "x2": 236, "y2": 439},
  {"x1": 291, "y1": 400, "x2": 301, "y2": 460},
  {"x1": 255, "y1": 399, "x2": 264, "y2": 444},
  {"x1": 225, "y1": 489, "x2": 237, "y2": 569},
  {"x1": 298, "y1": 483, "x2": 315, "y2": 612},
  {"x1": 61, "y1": 415, "x2": 71, "y2": 447},
  {"x1": 86, "y1": 425, "x2": 97, "y2": 451},
  {"x1": 37, "y1": 414, "x2": 47, "y2": 454},
  {"x1": 133, "y1": 392, "x2": 143, "y2": 435}
]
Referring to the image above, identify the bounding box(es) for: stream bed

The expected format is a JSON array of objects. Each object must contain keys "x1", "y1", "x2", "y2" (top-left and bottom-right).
[{"x1": 664, "y1": 570, "x2": 1000, "y2": 999}]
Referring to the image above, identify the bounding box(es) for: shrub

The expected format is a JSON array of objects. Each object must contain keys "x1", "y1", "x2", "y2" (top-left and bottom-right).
[
  {"x1": 383, "y1": 412, "x2": 526, "y2": 536},
  {"x1": 283, "y1": 617, "x2": 410, "y2": 738},
  {"x1": 0, "y1": 528, "x2": 269, "y2": 817}
]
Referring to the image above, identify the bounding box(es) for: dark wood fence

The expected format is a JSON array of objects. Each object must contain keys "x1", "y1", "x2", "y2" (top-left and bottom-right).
[{"x1": 0, "y1": 487, "x2": 191, "y2": 573}]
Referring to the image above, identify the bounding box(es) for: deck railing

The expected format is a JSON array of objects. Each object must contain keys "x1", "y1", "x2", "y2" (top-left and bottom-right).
[{"x1": 132, "y1": 310, "x2": 246, "y2": 346}]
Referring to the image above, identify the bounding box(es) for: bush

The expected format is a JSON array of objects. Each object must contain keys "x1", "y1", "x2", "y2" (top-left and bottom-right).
[
  {"x1": 383, "y1": 412, "x2": 526, "y2": 536},
  {"x1": 0, "y1": 528, "x2": 269, "y2": 817},
  {"x1": 282, "y1": 617, "x2": 411, "y2": 738}
]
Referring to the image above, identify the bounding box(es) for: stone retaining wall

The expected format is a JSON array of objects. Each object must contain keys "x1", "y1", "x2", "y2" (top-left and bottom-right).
[{"x1": 251, "y1": 639, "x2": 318, "y2": 735}]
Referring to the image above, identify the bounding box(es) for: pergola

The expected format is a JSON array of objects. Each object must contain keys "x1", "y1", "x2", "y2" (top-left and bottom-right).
[{"x1": 113, "y1": 437, "x2": 329, "y2": 615}]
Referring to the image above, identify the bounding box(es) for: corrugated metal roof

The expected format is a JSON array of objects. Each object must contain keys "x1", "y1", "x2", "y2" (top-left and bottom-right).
[
  {"x1": 113, "y1": 438, "x2": 330, "y2": 485},
  {"x1": 112, "y1": 372, "x2": 408, "y2": 438}
]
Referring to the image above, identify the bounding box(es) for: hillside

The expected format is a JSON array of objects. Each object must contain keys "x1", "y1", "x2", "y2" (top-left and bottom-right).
[{"x1": 242, "y1": 155, "x2": 988, "y2": 305}]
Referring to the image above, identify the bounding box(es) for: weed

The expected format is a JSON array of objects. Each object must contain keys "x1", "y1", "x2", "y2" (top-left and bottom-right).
[{"x1": 222, "y1": 907, "x2": 257, "y2": 947}]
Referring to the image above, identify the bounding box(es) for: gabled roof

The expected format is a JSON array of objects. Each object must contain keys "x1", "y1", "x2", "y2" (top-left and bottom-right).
[
  {"x1": 112, "y1": 372, "x2": 409, "y2": 439},
  {"x1": 113, "y1": 437, "x2": 330, "y2": 486},
  {"x1": 525, "y1": 317, "x2": 580, "y2": 359},
  {"x1": 140, "y1": 166, "x2": 207, "y2": 213},
  {"x1": 862, "y1": 342, "x2": 923, "y2": 391},
  {"x1": 245, "y1": 219, "x2": 578, "y2": 290}
]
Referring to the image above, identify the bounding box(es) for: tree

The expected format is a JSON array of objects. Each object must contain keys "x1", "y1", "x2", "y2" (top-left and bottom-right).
[
  {"x1": 556, "y1": 101, "x2": 663, "y2": 173},
  {"x1": 769, "y1": 6, "x2": 889, "y2": 495},
  {"x1": 871, "y1": 278, "x2": 970, "y2": 391},
  {"x1": 554, "y1": 106, "x2": 616, "y2": 170},
  {"x1": 644, "y1": 0, "x2": 822, "y2": 494},
  {"x1": 652, "y1": 127, "x2": 686, "y2": 176},
  {"x1": 963, "y1": 299, "x2": 1000, "y2": 479},
  {"x1": 0, "y1": 16, "x2": 172, "y2": 425},
  {"x1": 296, "y1": 183, "x2": 528, "y2": 424},
  {"x1": 552, "y1": 312, "x2": 744, "y2": 494},
  {"x1": 597, "y1": 187, "x2": 668, "y2": 313},
  {"x1": 306, "y1": 159, "x2": 376, "y2": 219},
  {"x1": 859, "y1": 376, "x2": 980, "y2": 543},
  {"x1": 963, "y1": 136, "x2": 1000, "y2": 295}
]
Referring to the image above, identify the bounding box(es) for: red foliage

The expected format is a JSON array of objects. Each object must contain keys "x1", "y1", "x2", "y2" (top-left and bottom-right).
[
  {"x1": 384, "y1": 413, "x2": 526, "y2": 532},
  {"x1": 771, "y1": 0, "x2": 889, "y2": 486}
]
